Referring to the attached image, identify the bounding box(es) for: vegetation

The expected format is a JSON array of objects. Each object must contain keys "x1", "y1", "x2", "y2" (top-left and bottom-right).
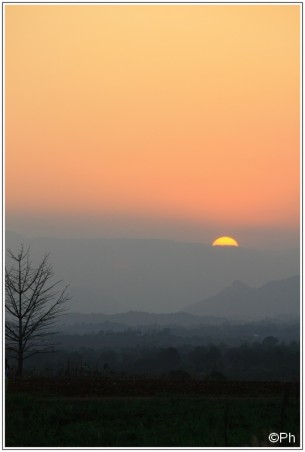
[
  {"x1": 5, "y1": 245, "x2": 70, "y2": 377},
  {"x1": 4, "y1": 246, "x2": 300, "y2": 447},
  {"x1": 6, "y1": 386, "x2": 299, "y2": 447},
  {"x1": 18, "y1": 340, "x2": 300, "y2": 382}
]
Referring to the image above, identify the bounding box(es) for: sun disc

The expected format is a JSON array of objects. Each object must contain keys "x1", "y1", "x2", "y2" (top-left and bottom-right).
[{"x1": 212, "y1": 236, "x2": 239, "y2": 247}]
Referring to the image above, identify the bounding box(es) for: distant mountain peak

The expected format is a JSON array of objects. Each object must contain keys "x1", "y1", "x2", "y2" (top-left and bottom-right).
[
  {"x1": 184, "y1": 276, "x2": 299, "y2": 321},
  {"x1": 231, "y1": 280, "x2": 250, "y2": 288},
  {"x1": 222, "y1": 280, "x2": 251, "y2": 294}
]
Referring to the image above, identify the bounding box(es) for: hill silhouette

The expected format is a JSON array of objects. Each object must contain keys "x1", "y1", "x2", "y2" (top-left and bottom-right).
[{"x1": 184, "y1": 275, "x2": 299, "y2": 321}]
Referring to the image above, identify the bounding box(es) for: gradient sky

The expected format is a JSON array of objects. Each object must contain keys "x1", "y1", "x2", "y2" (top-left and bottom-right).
[{"x1": 5, "y1": 4, "x2": 300, "y2": 248}]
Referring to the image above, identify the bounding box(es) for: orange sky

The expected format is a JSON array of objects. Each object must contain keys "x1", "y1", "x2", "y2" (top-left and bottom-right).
[{"x1": 5, "y1": 5, "x2": 300, "y2": 243}]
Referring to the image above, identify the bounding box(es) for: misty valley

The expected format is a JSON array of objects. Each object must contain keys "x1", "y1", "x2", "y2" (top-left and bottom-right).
[
  {"x1": 10, "y1": 312, "x2": 300, "y2": 381},
  {"x1": 6, "y1": 312, "x2": 300, "y2": 447},
  {"x1": 5, "y1": 235, "x2": 300, "y2": 447}
]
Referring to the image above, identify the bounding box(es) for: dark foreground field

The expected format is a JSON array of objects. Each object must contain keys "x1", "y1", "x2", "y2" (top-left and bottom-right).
[{"x1": 5, "y1": 378, "x2": 300, "y2": 447}]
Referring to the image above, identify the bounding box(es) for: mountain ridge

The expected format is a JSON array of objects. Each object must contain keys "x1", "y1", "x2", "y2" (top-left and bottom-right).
[{"x1": 184, "y1": 275, "x2": 300, "y2": 320}]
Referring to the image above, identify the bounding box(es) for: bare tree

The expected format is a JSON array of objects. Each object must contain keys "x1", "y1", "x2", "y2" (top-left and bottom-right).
[{"x1": 5, "y1": 245, "x2": 70, "y2": 377}]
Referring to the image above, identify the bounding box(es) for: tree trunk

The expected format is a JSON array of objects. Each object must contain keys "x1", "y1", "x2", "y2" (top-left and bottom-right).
[
  {"x1": 17, "y1": 266, "x2": 23, "y2": 377},
  {"x1": 16, "y1": 350, "x2": 23, "y2": 377}
]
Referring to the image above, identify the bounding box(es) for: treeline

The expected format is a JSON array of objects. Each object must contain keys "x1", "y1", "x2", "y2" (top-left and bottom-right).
[
  {"x1": 20, "y1": 339, "x2": 299, "y2": 381},
  {"x1": 49, "y1": 322, "x2": 300, "y2": 352},
  {"x1": 55, "y1": 320, "x2": 299, "y2": 345}
]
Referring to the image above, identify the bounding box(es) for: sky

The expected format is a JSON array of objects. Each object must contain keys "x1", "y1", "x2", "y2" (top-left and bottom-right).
[{"x1": 5, "y1": 4, "x2": 300, "y2": 249}]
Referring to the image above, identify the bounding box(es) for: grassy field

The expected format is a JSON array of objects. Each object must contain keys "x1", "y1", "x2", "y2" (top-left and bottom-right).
[{"x1": 5, "y1": 379, "x2": 300, "y2": 447}]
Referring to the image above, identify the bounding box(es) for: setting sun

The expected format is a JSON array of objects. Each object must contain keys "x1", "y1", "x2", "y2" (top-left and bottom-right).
[{"x1": 212, "y1": 236, "x2": 239, "y2": 247}]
